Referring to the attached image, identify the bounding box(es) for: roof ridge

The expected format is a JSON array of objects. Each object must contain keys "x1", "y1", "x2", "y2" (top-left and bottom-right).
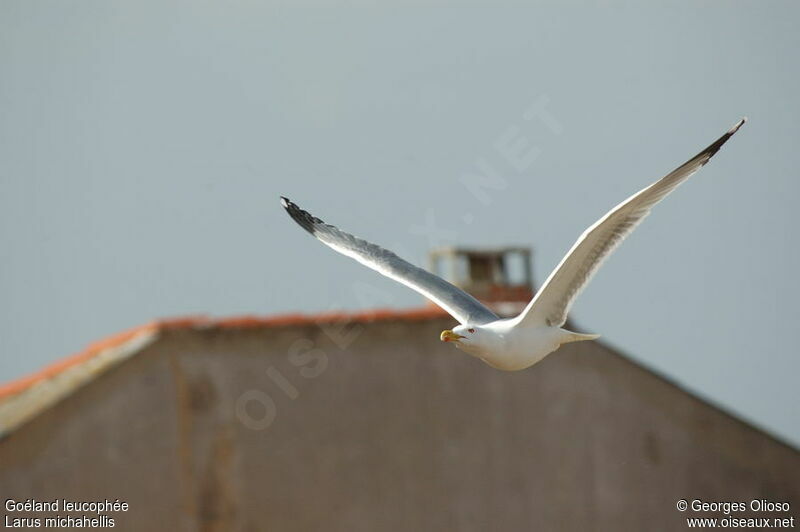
[{"x1": 0, "y1": 307, "x2": 448, "y2": 400}]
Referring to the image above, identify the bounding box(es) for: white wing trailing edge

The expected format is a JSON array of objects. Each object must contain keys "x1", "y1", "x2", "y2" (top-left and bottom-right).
[
  {"x1": 515, "y1": 118, "x2": 747, "y2": 328},
  {"x1": 280, "y1": 197, "x2": 500, "y2": 326}
]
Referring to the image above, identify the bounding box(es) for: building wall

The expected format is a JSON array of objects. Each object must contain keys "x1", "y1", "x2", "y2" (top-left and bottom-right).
[{"x1": 1, "y1": 316, "x2": 798, "y2": 531}]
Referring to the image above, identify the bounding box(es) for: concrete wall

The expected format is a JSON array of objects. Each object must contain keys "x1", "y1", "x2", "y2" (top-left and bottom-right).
[{"x1": 1, "y1": 316, "x2": 798, "y2": 531}]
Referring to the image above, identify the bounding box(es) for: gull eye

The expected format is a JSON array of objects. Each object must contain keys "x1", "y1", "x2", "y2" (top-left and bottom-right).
[{"x1": 468, "y1": 328, "x2": 475, "y2": 334}]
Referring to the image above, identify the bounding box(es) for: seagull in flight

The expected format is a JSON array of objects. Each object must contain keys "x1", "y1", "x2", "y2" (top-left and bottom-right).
[{"x1": 281, "y1": 118, "x2": 746, "y2": 371}]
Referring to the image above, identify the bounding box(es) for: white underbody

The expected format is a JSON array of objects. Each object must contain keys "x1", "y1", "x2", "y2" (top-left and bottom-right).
[{"x1": 449, "y1": 320, "x2": 597, "y2": 371}]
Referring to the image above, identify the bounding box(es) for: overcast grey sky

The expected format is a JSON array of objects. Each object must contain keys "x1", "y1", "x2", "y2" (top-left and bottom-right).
[{"x1": 1, "y1": 1, "x2": 798, "y2": 445}]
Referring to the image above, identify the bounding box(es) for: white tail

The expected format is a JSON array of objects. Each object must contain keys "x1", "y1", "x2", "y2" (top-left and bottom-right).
[{"x1": 559, "y1": 329, "x2": 601, "y2": 344}]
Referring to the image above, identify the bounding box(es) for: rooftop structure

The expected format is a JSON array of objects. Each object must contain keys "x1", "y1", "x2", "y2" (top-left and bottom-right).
[{"x1": 428, "y1": 246, "x2": 534, "y2": 315}]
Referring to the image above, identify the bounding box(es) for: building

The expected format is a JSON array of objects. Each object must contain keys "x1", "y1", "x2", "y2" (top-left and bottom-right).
[{"x1": 0, "y1": 249, "x2": 798, "y2": 531}]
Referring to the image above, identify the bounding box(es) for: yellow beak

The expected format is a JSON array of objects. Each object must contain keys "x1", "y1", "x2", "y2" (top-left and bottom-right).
[{"x1": 440, "y1": 330, "x2": 465, "y2": 343}]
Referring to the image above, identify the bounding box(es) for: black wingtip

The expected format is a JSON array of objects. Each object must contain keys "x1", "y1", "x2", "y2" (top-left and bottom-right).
[
  {"x1": 730, "y1": 117, "x2": 747, "y2": 134},
  {"x1": 696, "y1": 117, "x2": 747, "y2": 164},
  {"x1": 279, "y1": 196, "x2": 322, "y2": 235}
]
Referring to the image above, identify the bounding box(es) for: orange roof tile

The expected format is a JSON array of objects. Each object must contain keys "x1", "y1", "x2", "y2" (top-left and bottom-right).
[{"x1": 0, "y1": 307, "x2": 449, "y2": 400}]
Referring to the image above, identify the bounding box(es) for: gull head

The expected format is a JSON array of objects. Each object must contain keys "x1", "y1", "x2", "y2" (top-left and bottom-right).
[{"x1": 440, "y1": 324, "x2": 496, "y2": 357}]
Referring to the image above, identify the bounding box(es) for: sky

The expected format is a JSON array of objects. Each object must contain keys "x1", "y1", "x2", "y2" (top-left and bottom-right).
[{"x1": 1, "y1": 1, "x2": 798, "y2": 446}]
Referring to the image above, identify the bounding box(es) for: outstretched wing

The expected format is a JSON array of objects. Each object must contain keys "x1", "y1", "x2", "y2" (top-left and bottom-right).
[
  {"x1": 280, "y1": 197, "x2": 500, "y2": 325},
  {"x1": 516, "y1": 118, "x2": 746, "y2": 328}
]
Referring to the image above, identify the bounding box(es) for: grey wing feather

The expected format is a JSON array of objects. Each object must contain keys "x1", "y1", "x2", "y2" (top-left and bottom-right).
[
  {"x1": 517, "y1": 118, "x2": 746, "y2": 328},
  {"x1": 280, "y1": 197, "x2": 500, "y2": 326}
]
